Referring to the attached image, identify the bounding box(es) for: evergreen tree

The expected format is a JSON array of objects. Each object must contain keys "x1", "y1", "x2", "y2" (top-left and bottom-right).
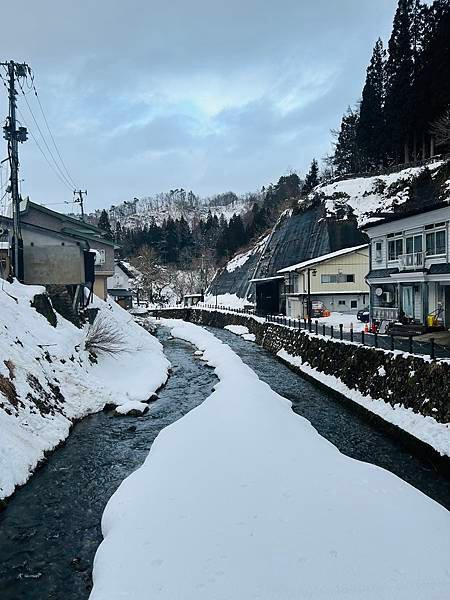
[
  {"x1": 357, "y1": 39, "x2": 386, "y2": 170},
  {"x1": 384, "y1": 0, "x2": 424, "y2": 163},
  {"x1": 332, "y1": 108, "x2": 361, "y2": 175},
  {"x1": 302, "y1": 159, "x2": 320, "y2": 194},
  {"x1": 98, "y1": 209, "x2": 113, "y2": 240}
]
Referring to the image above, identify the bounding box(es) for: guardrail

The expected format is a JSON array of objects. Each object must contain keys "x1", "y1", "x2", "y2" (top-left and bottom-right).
[{"x1": 180, "y1": 304, "x2": 450, "y2": 360}]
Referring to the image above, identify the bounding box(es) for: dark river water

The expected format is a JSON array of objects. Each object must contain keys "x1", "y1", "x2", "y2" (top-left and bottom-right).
[
  {"x1": 0, "y1": 330, "x2": 216, "y2": 600},
  {"x1": 1, "y1": 323, "x2": 449, "y2": 600}
]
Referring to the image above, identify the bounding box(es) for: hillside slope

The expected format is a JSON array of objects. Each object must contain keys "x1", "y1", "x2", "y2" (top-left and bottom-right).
[
  {"x1": 0, "y1": 282, "x2": 169, "y2": 501},
  {"x1": 208, "y1": 159, "x2": 450, "y2": 304}
]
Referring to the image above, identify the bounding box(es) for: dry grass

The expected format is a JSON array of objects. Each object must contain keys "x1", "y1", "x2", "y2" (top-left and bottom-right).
[{"x1": 84, "y1": 312, "x2": 127, "y2": 356}]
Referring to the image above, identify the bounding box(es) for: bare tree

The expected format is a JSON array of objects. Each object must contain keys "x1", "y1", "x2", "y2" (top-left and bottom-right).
[
  {"x1": 130, "y1": 245, "x2": 170, "y2": 304},
  {"x1": 430, "y1": 108, "x2": 450, "y2": 148}
]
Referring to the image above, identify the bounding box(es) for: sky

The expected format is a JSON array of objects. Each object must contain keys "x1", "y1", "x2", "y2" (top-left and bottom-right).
[{"x1": 1, "y1": 0, "x2": 399, "y2": 213}]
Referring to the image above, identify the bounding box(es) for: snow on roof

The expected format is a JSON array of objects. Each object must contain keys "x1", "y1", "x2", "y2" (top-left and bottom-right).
[
  {"x1": 278, "y1": 244, "x2": 368, "y2": 274},
  {"x1": 249, "y1": 275, "x2": 284, "y2": 283}
]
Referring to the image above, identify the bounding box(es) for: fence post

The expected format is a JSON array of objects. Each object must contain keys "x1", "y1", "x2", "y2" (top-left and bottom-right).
[
  {"x1": 390, "y1": 335, "x2": 394, "y2": 351},
  {"x1": 430, "y1": 338, "x2": 435, "y2": 360},
  {"x1": 361, "y1": 330, "x2": 365, "y2": 345},
  {"x1": 303, "y1": 317, "x2": 307, "y2": 330},
  {"x1": 315, "y1": 320, "x2": 318, "y2": 335},
  {"x1": 339, "y1": 324, "x2": 343, "y2": 340},
  {"x1": 322, "y1": 324, "x2": 326, "y2": 336},
  {"x1": 374, "y1": 332, "x2": 378, "y2": 348},
  {"x1": 330, "y1": 325, "x2": 334, "y2": 339},
  {"x1": 288, "y1": 318, "x2": 291, "y2": 328},
  {"x1": 408, "y1": 335, "x2": 413, "y2": 354},
  {"x1": 350, "y1": 325, "x2": 353, "y2": 343}
]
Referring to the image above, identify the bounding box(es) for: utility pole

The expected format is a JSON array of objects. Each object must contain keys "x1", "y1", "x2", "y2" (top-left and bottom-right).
[
  {"x1": 1, "y1": 60, "x2": 29, "y2": 281},
  {"x1": 74, "y1": 189, "x2": 87, "y2": 221}
]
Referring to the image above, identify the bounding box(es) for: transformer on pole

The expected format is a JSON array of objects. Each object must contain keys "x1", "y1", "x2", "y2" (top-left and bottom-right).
[{"x1": 1, "y1": 60, "x2": 29, "y2": 281}]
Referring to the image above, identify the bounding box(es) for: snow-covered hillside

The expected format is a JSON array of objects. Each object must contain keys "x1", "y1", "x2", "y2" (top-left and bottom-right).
[
  {"x1": 0, "y1": 281, "x2": 169, "y2": 500},
  {"x1": 313, "y1": 158, "x2": 450, "y2": 227},
  {"x1": 103, "y1": 193, "x2": 254, "y2": 229}
]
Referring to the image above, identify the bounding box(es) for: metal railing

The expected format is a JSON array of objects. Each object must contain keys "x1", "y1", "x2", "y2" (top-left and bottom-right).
[
  {"x1": 173, "y1": 304, "x2": 450, "y2": 360},
  {"x1": 372, "y1": 306, "x2": 399, "y2": 321},
  {"x1": 398, "y1": 252, "x2": 424, "y2": 271}
]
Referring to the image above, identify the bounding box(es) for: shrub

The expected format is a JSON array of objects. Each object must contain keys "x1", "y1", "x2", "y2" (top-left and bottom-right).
[{"x1": 84, "y1": 313, "x2": 127, "y2": 356}]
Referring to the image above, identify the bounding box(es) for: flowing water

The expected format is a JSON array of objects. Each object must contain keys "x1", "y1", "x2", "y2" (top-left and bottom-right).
[
  {"x1": 1, "y1": 323, "x2": 449, "y2": 600},
  {"x1": 0, "y1": 330, "x2": 216, "y2": 600}
]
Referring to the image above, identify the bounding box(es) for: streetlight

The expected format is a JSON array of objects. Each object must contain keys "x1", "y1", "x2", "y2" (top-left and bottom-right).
[{"x1": 307, "y1": 268, "x2": 317, "y2": 327}]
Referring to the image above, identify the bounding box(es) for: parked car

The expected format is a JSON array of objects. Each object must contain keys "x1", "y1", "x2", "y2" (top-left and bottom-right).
[{"x1": 357, "y1": 307, "x2": 370, "y2": 323}]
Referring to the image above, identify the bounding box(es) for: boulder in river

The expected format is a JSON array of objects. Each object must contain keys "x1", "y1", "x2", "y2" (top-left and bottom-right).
[{"x1": 114, "y1": 401, "x2": 149, "y2": 417}]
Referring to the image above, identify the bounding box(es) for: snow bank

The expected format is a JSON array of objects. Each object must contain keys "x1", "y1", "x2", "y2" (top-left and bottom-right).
[
  {"x1": 314, "y1": 311, "x2": 365, "y2": 332},
  {"x1": 0, "y1": 281, "x2": 168, "y2": 499},
  {"x1": 114, "y1": 401, "x2": 149, "y2": 416},
  {"x1": 200, "y1": 292, "x2": 248, "y2": 309},
  {"x1": 224, "y1": 324, "x2": 256, "y2": 341},
  {"x1": 277, "y1": 349, "x2": 450, "y2": 458},
  {"x1": 91, "y1": 320, "x2": 450, "y2": 600}
]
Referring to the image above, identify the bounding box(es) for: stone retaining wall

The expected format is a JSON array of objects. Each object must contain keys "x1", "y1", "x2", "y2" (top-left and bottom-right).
[{"x1": 156, "y1": 308, "x2": 450, "y2": 426}]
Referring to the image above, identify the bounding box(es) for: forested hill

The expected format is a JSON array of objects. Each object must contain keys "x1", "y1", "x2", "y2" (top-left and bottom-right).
[{"x1": 209, "y1": 159, "x2": 450, "y2": 305}]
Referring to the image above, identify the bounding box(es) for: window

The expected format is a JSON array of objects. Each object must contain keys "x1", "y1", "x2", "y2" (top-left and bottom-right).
[
  {"x1": 321, "y1": 274, "x2": 354, "y2": 284},
  {"x1": 405, "y1": 234, "x2": 422, "y2": 254},
  {"x1": 426, "y1": 230, "x2": 446, "y2": 256},
  {"x1": 321, "y1": 274, "x2": 337, "y2": 283},
  {"x1": 375, "y1": 241, "x2": 383, "y2": 262},
  {"x1": 388, "y1": 238, "x2": 403, "y2": 261},
  {"x1": 338, "y1": 300, "x2": 346, "y2": 305},
  {"x1": 351, "y1": 300, "x2": 357, "y2": 309}
]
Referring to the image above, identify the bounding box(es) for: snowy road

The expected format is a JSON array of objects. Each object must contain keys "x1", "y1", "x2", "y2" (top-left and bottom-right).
[{"x1": 90, "y1": 319, "x2": 450, "y2": 600}]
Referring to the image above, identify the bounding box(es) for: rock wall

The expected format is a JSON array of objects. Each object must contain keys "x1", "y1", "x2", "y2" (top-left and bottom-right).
[{"x1": 157, "y1": 308, "x2": 450, "y2": 425}]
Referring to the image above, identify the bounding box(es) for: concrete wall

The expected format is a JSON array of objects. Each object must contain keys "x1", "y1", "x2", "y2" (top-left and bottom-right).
[
  {"x1": 94, "y1": 275, "x2": 108, "y2": 300},
  {"x1": 23, "y1": 246, "x2": 84, "y2": 285}
]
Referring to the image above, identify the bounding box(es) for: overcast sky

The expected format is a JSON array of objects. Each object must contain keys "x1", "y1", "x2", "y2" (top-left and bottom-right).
[{"x1": 1, "y1": 1, "x2": 398, "y2": 213}]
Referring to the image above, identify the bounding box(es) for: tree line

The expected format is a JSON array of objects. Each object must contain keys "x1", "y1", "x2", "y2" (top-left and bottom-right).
[
  {"x1": 96, "y1": 170, "x2": 318, "y2": 267},
  {"x1": 331, "y1": 0, "x2": 450, "y2": 175}
]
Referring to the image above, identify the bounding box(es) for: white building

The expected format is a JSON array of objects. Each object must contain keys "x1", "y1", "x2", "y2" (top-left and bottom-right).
[
  {"x1": 107, "y1": 261, "x2": 135, "y2": 308},
  {"x1": 362, "y1": 203, "x2": 450, "y2": 329},
  {"x1": 278, "y1": 245, "x2": 369, "y2": 318}
]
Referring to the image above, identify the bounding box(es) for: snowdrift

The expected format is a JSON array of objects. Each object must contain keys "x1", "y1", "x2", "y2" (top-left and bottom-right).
[
  {"x1": 0, "y1": 281, "x2": 169, "y2": 500},
  {"x1": 90, "y1": 320, "x2": 450, "y2": 600}
]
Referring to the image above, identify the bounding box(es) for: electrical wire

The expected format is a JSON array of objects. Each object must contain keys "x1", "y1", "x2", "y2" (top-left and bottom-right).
[
  {"x1": 17, "y1": 78, "x2": 75, "y2": 192},
  {"x1": 16, "y1": 106, "x2": 75, "y2": 193},
  {"x1": 28, "y1": 70, "x2": 78, "y2": 189}
]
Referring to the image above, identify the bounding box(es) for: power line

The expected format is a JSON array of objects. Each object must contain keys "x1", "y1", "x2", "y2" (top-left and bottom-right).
[
  {"x1": 29, "y1": 72, "x2": 78, "y2": 189},
  {"x1": 17, "y1": 77, "x2": 76, "y2": 192},
  {"x1": 16, "y1": 106, "x2": 74, "y2": 193}
]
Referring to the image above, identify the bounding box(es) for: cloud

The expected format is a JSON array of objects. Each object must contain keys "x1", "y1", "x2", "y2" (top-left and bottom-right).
[{"x1": 1, "y1": 0, "x2": 397, "y2": 209}]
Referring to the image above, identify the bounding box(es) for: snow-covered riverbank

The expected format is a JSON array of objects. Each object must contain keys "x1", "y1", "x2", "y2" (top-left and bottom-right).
[
  {"x1": 0, "y1": 281, "x2": 169, "y2": 500},
  {"x1": 90, "y1": 319, "x2": 450, "y2": 600}
]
